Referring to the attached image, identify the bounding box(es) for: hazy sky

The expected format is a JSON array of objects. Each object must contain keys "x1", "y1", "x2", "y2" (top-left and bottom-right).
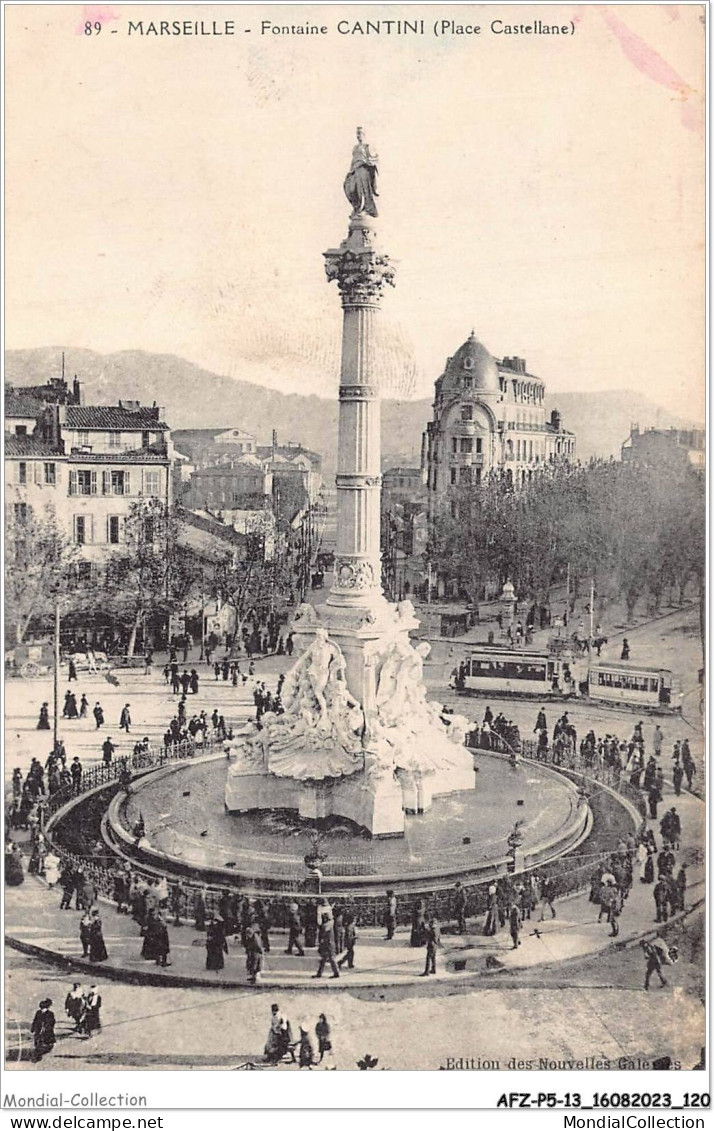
[{"x1": 5, "y1": 4, "x2": 704, "y2": 416}]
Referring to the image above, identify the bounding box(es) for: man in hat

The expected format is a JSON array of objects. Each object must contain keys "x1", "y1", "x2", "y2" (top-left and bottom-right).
[{"x1": 119, "y1": 704, "x2": 131, "y2": 733}]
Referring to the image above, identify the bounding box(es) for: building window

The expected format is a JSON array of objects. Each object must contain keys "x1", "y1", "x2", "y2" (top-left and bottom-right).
[
  {"x1": 450, "y1": 467, "x2": 457, "y2": 485},
  {"x1": 144, "y1": 469, "x2": 161, "y2": 496},
  {"x1": 476, "y1": 438, "x2": 483, "y2": 454},
  {"x1": 77, "y1": 430, "x2": 90, "y2": 447},
  {"x1": 112, "y1": 470, "x2": 128, "y2": 495},
  {"x1": 74, "y1": 516, "x2": 86, "y2": 544},
  {"x1": 142, "y1": 430, "x2": 151, "y2": 448},
  {"x1": 451, "y1": 437, "x2": 458, "y2": 454},
  {"x1": 108, "y1": 516, "x2": 121, "y2": 544},
  {"x1": 14, "y1": 502, "x2": 29, "y2": 523},
  {"x1": 15, "y1": 425, "x2": 27, "y2": 436},
  {"x1": 460, "y1": 438, "x2": 473, "y2": 454},
  {"x1": 44, "y1": 462, "x2": 56, "y2": 485},
  {"x1": 72, "y1": 469, "x2": 97, "y2": 496},
  {"x1": 108, "y1": 431, "x2": 122, "y2": 447},
  {"x1": 17, "y1": 462, "x2": 28, "y2": 485},
  {"x1": 460, "y1": 404, "x2": 473, "y2": 422},
  {"x1": 474, "y1": 468, "x2": 482, "y2": 484}
]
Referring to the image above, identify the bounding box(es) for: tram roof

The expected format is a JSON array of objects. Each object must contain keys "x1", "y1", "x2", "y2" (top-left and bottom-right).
[
  {"x1": 466, "y1": 647, "x2": 551, "y2": 660},
  {"x1": 589, "y1": 661, "x2": 671, "y2": 675}
]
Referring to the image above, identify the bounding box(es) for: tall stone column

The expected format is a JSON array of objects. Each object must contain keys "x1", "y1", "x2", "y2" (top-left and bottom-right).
[{"x1": 324, "y1": 213, "x2": 395, "y2": 609}]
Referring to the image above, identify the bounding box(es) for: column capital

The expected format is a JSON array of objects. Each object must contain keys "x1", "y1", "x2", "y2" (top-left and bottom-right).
[{"x1": 324, "y1": 216, "x2": 396, "y2": 306}]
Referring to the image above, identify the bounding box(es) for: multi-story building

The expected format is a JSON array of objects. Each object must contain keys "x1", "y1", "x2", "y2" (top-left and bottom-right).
[
  {"x1": 621, "y1": 424, "x2": 705, "y2": 473},
  {"x1": 422, "y1": 331, "x2": 575, "y2": 513},
  {"x1": 4, "y1": 379, "x2": 173, "y2": 575},
  {"x1": 175, "y1": 428, "x2": 322, "y2": 511}
]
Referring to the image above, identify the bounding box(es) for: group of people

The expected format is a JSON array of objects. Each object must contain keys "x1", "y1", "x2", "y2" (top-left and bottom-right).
[
  {"x1": 29, "y1": 984, "x2": 102, "y2": 1061},
  {"x1": 465, "y1": 706, "x2": 522, "y2": 754},
  {"x1": 6, "y1": 750, "x2": 82, "y2": 832},
  {"x1": 264, "y1": 1003, "x2": 334, "y2": 1068},
  {"x1": 254, "y1": 673, "x2": 285, "y2": 724},
  {"x1": 163, "y1": 662, "x2": 201, "y2": 697}
]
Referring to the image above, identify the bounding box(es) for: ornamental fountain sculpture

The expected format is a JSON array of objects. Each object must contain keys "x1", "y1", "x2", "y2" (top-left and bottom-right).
[{"x1": 225, "y1": 130, "x2": 475, "y2": 835}]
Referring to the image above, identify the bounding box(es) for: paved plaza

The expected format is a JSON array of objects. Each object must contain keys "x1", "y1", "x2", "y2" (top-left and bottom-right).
[{"x1": 4, "y1": 600, "x2": 706, "y2": 1070}]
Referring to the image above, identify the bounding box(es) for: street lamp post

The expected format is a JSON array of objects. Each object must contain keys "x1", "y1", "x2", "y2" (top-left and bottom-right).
[{"x1": 53, "y1": 597, "x2": 60, "y2": 752}]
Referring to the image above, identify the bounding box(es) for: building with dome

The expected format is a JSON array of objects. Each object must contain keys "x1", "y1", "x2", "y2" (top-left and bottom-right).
[{"x1": 422, "y1": 331, "x2": 575, "y2": 513}]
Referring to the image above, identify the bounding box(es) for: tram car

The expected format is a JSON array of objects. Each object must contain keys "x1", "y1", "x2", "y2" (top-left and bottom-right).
[
  {"x1": 586, "y1": 662, "x2": 675, "y2": 709},
  {"x1": 454, "y1": 648, "x2": 562, "y2": 697}
]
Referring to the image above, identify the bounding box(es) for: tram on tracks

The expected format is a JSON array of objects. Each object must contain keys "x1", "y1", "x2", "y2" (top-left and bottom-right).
[{"x1": 453, "y1": 646, "x2": 677, "y2": 712}]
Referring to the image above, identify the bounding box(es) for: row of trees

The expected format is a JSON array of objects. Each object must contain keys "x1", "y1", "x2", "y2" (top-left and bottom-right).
[
  {"x1": 428, "y1": 455, "x2": 705, "y2": 624},
  {"x1": 5, "y1": 496, "x2": 309, "y2": 653}
]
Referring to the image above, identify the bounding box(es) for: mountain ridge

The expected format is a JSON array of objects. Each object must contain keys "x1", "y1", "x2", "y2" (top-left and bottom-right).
[{"x1": 4, "y1": 347, "x2": 702, "y2": 474}]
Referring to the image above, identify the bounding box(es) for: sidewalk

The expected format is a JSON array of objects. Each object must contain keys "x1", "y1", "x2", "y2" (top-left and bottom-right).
[{"x1": 5, "y1": 785, "x2": 704, "y2": 992}]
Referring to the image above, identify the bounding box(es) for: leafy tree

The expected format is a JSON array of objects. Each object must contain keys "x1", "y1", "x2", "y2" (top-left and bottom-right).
[
  {"x1": 104, "y1": 499, "x2": 206, "y2": 655},
  {"x1": 212, "y1": 512, "x2": 294, "y2": 653},
  {"x1": 5, "y1": 504, "x2": 76, "y2": 644}
]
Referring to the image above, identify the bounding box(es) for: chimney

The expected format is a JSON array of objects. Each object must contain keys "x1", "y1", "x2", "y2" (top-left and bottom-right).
[
  {"x1": 272, "y1": 429, "x2": 278, "y2": 459},
  {"x1": 72, "y1": 376, "x2": 81, "y2": 404},
  {"x1": 550, "y1": 409, "x2": 561, "y2": 431}
]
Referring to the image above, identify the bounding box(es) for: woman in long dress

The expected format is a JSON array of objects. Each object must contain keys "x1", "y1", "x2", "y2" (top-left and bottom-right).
[
  {"x1": 80, "y1": 987, "x2": 102, "y2": 1036},
  {"x1": 484, "y1": 885, "x2": 499, "y2": 936},
  {"x1": 44, "y1": 851, "x2": 60, "y2": 887},
  {"x1": 194, "y1": 887, "x2": 207, "y2": 931},
  {"x1": 87, "y1": 911, "x2": 108, "y2": 962},
  {"x1": 205, "y1": 916, "x2": 228, "y2": 971},
  {"x1": 141, "y1": 909, "x2": 160, "y2": 960},
  {"x1": 410, "y1": 900, "x2": 426, "y2": 947}
]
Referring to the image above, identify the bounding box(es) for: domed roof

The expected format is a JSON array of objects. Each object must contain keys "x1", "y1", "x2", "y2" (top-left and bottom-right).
[{"x1": 442, "y1": 330, "x2": 500, "y2": 394}]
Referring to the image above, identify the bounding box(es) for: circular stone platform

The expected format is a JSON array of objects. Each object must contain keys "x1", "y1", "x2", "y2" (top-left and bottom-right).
[{"x1": 112, "y1": 752, "x2": 589, "y2": 889}]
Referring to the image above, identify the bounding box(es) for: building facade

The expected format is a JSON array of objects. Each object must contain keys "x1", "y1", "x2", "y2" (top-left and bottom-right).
[
  {"x1": 422, "y1": 331, "x2": 575, "y2": 512},
  {"x1": 621, "y1": 424, "x2": 705, "y2": 473},
  {"x1": 5, "y1": 380, "x2": 173, "y2": 575}
]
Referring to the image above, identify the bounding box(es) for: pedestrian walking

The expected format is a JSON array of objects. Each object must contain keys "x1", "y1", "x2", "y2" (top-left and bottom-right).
[
  {"x1": 37, "y1": 702, "x2": 51, "y2": 730},
  {"x1": 87, "y1": 909, "x2": 108, "y2": 962},
  {"x1": 314, "y1": 898, "x2": 340, "y2": 979},
  {"x1": 642, "y1": 939, "x2": 668, "y2": 990},
  {"x1": 119, "y1": 704, "x2": 131, "y2": 733},
  {"x1": 410, "y1": 899, "x2": 427, "y2": 946},
  {"x1": 64, "y1": 984, "x2": 84, "y2": 1030},
  {"x1": 298, "y1": 1024, "x2": 316, "y2": 1069},
  {"x1": 93, "y1": 702, "x2": 104, "y2": 729},
  {"x1": 653, "y1": 877, "x2": 669, "y2": 923},
  {"x1": 30, "y1": 999, "x2": 56, "y2": 1060},
  {"x1": 316, "y1": 1013, "x2": 333, "y2": 1065},
  {"x1": 539, "y1": 876, "x2": 557, "y2": 920},
  {"x1": 453, "y1": 881, "x2": 468, "y2": 933},
  {"x1": 102, "y1": 737, "x2": 115, "y2": 765},
  {"x1": 509, "y1": 903, "x2": 523, "y2": 949},
  {"x1": 79, "y1": 911, "x2": 92, "y2": 957},
  {"x1": 337, "y1": 912, "x2": 357, "y2": 970},
  {"x1": 244, "y1": 923, "x2": 264, "y2": 984},
  {"x1": 68, "y1": 657, "x2": 78, "y2": 682},
  {"x1": 384, "y1": 889, "x2": 397, "y2": 940},
  {"x1": 205, "y1": 915, "x2": 228, "y2": 971},
  {"x1": 285, "y1": 901, "x2": 305, "y2": 956},
  {"x1": 422, "y1": 917, "x2": 440, "y2": 975},
  {"x1": 78, "y1": 986, "x2": 102, "y2": 1036},
  {"x1": 484, "y1": 884, "x2": 499, "y2": 936}
]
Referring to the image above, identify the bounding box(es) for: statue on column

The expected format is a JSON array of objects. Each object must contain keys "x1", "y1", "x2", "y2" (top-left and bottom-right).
[{"x1": 344, "y1": 127, "x2": 379, "y2": 218}]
